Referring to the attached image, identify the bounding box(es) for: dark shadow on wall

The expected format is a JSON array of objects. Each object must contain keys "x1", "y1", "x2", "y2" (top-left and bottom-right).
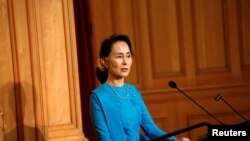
[
  {"x1": 73, "y1": 0, "x2": 97, "y2": 141},
  {"x1": 1, "y1": 82, "x2": 44, "y2": 141}
]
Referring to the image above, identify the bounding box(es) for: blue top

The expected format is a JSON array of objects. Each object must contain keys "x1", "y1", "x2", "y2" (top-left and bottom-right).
[{"x1": 90, "y1": 82, "x2": 175, "y2": 141}]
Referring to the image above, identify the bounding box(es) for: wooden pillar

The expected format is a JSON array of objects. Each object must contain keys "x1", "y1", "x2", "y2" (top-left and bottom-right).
[{"x1": 0, "y1": 0, "x2": 88, "y2": 140}]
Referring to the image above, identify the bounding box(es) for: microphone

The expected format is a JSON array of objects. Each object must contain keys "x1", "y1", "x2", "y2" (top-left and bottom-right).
[
  {"x1": 215, "y1": 93, "x2": 248, "y2": 122},
  {"x1": 168, "y1": 81, "x2": 224, "y2": 125}
]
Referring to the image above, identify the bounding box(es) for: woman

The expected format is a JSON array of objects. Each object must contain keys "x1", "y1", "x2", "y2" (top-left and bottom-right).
[{"x1": 90, "y1": 34, "x2": 190, "y2": 141}]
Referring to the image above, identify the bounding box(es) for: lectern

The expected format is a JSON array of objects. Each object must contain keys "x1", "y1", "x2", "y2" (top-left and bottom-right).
[{"x1": 150, "y1": 121, "x2": 250, "y2": 141}]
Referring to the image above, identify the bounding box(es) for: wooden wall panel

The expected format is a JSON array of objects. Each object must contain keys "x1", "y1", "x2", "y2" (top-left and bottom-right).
[
  {"x1": 91, "y1": 0, "x2": 250, "y2": 88},
  {"x1": 192, "y1": 0, "x2": 227, "y2": 70},
  {"x1": 147, "y1": 0, "x2": 182, "y2": 77},
  {"x1": 0, "y1": 0, "x2": 88, "y2": 140},
  {"x1": 239, "y1": 0, "x2": 250, "y2": 69},
  {"x1": 0, "y1": 2, "x2": 14, "y2": 136},
  {"x1": 39, "y1": 0, "x2": 71, "y2": 126},
  {"x1": 10, "y1": 2, "x2": 38, "y2": 140}
]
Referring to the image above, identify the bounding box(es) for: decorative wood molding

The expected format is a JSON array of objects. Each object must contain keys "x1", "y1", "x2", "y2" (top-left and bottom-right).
[{"x1": 0, "y1": 0, "x2": 88, "y2": 140}]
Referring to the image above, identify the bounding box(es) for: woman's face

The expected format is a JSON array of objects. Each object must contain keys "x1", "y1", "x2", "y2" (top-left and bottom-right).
[{"x1": 106, "y1": 41, "x2": 132, "y2": 80}]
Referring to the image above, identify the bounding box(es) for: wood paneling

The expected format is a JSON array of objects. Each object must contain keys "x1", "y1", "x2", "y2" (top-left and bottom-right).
[
  {"x1": 0, "y1": 0, "x2": 87, "y2": 140},
  {"x1": 192, "y1": 0, "x2": 227, "y2": 71},
  {"x1": 90, "y1": 0, "x2": 250, "y2": 89},
  {"x1": 239, "y1": 0, "x2": 250, "y2": 68},
  {"x1": 40, "y1": 0, "x2": 72, "y2": 126},
  {"x1": 147, "y1": 0, "x2": 183, "y2": 77}
]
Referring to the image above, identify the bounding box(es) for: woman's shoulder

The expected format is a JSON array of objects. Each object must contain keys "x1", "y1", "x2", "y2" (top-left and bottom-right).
[{"x1": 92, "y1": 83, "x2": 108, "y2": 94}]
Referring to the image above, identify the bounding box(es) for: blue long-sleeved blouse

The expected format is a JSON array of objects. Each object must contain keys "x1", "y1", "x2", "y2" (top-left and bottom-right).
[{"x1": 90, "y1": 82, "x2": 175, "y2": 141}]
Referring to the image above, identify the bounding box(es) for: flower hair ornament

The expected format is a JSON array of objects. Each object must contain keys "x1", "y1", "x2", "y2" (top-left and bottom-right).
[{"x1": 97, "y1": 58, "x2": 106, "y2": 71}]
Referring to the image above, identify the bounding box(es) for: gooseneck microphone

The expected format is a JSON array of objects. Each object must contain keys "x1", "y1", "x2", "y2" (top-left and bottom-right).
[
  {"x1": 168, "y1": 81, "x2": 224, "y2": 125},
  {"x1": 215, "y1": 93, "x2": 248, "y2": 122}
]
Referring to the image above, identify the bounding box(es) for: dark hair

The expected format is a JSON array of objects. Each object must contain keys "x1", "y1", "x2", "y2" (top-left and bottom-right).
[{"x1": 96, "y1": 34, "x2": 133, "y2": 84}]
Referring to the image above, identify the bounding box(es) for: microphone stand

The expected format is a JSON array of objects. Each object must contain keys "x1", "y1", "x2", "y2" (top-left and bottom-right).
[
  {"x1": 150, "y1": 122, "x2": 211, "y2": 141},
  {"x1": 168, "y1": 81, "x2": 224, "y2": 125},
  {"x1": 215, "y1": 93, "x2": 249, "y2": 122}
]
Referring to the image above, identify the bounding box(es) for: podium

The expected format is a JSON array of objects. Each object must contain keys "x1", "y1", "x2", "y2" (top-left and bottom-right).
[{"x1": 150, "y1": 121, "x2": 250, "y2": 141}]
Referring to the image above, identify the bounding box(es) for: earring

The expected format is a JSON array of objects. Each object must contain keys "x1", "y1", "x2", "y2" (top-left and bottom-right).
[{"x1": 97, "y1": 58, "x2": 106, "y2": 71}]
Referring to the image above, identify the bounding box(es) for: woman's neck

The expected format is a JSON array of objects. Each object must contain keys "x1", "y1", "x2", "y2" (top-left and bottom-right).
[{"x1": 106, "y1": 78, "x2": 124, "y2": 87}]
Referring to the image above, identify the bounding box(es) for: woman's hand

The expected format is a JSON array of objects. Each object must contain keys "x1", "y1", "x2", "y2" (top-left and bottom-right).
[{"x1": 175, "y1": 137, "x2": 190, "y2": 141}]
